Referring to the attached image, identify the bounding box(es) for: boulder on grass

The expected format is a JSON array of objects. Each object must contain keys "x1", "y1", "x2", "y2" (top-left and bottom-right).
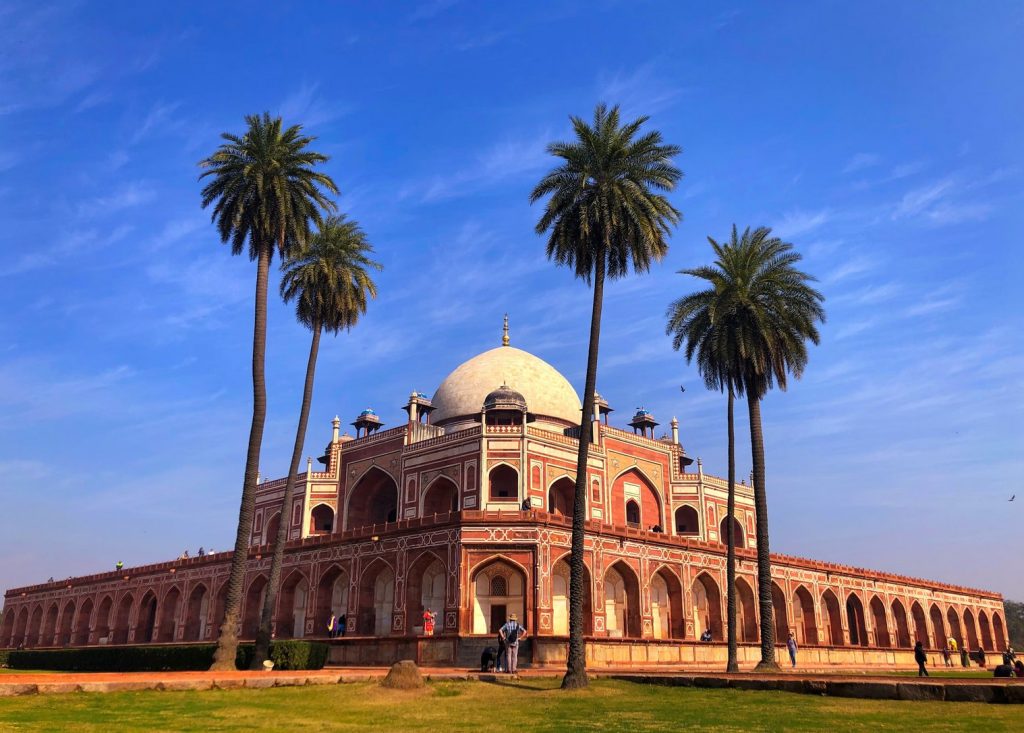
[{"x1": 381, "y1": 660, "x2": 425, "y2": 690}]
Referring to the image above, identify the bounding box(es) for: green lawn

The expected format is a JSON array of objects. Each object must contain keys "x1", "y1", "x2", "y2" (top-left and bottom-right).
[{"x1": 0, "y1": 679, "x2": 1019, "y2": 732}]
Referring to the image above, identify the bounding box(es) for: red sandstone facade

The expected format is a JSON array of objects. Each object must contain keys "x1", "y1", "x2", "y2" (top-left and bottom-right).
[{"x1": 1, "y1": 340, "x2": 1008, "y2": 667}]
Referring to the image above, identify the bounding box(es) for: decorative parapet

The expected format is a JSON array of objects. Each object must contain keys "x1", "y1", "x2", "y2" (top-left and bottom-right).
[
  {"x1": 527, "y1": 425, "x2": 580, "y2": 448},
  {"x1": 342, "y1": 426, "x2": 406, "y2": 451},
  {"x1": 405, "y1": 425, "x2": 481, "y2": 453}
]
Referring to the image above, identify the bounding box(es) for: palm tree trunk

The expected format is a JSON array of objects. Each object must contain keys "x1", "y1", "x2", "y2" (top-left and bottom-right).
[
  {"x1": 726, "y1": 386, "x2": 738, "y2": 673},
  {"x1": 251, "y1": 320, "x2": 322, "y2": 668},
  {"x1": 747, "y1": 391, "x2": 778, "y2": 671},
  {"x1": 562, "y1": 251, "x2": 606, "y2": 691},
  {"x1": 210, "y1": 241, "x2": 271, "y2": 671}
]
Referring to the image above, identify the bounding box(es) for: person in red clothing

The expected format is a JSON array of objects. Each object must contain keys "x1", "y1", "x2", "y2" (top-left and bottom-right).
[{"x1": 423, "y1": 608, "x2": 436, "y2": 636}]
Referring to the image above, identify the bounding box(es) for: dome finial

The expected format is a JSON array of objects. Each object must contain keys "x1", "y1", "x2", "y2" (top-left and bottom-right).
[{"x1": 502, "y1": 313, "x2": 510, "y2": 346}]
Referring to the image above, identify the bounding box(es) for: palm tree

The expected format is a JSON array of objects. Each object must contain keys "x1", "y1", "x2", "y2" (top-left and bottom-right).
[
  {"x1": 199, "y1": 113, "x2": 337, "y2": 670},
  {"x1": 673, "y1": 226, "x2": 824, "y2": 670},
  {"x1": 251, "y1": 214, "x2": 381, "y2": 667},
  {"x1": 665, "y1": 241, "x2": 744, "y2": 672},
  {"x1": 531, "y1": 103, "x2": 682, "y2": 689}
]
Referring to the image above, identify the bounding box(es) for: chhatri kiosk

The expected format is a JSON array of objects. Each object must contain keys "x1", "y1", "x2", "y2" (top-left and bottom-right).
[{"x1": 1, "y1": 322, "x2": 1008, "y2": 668}]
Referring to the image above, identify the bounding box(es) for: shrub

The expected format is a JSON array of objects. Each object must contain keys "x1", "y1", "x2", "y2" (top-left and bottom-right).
[{"x1": 237, "y1": 640, "x2": 329, "y2": 671}]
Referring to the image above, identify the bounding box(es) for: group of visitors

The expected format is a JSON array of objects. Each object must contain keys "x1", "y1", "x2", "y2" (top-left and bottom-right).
[
  {"x1": 993, "y1": 646, "x2": 1023, "y2": 678},
  {"x1": 326, "y1": 613, "x2": 347, "y2": 638},
  {"x1": 480, "y1": 613, "x2": 527, "y2": 675}
]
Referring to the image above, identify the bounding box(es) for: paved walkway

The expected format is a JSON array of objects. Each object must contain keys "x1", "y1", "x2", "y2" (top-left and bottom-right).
[{"x1": 1, "y1": 666, "x2": 1021, "y2": 703}]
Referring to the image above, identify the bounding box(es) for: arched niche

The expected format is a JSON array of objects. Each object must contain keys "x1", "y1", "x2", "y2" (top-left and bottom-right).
[
  {"x1": 472, "y1": 559, "x2": 526, "y2": 634},
  {"x1": 346, "y1": 467, "x2": 398, "y2": 529}
]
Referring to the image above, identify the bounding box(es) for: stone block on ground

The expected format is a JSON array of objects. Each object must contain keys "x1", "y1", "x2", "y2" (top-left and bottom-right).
[
  {"x1": 381, "y1": 660, "x2": 425, "y2": 690},
  {"x1": 0, "y1": 683, "x2": 38, "y2": 697},
  {"x1": 896, "y1": 682, "x2": 945, "y2": 701},
  {"x1": 825, "y1": 681, "x2": 899, "y2": 700},
  {"x1": 693, "y1": 675, "x2": 729, "y2": 689},
  {"x1": 158, "y1": 680, "x2": 213, "y2": 692},
  {"x1": 244, "y1": 677, "x2": 277, "y2": 689},
  {"x1": 80, "y1": 681, "x2": 156, "y2": 694},
  {"x1": 211, "y1": 678, "x2": 246, "y2": 690},
  {"x1": 944, "y1": 684, "x2": 996, "y2": 703},
  {"x1": 36, "y1": 683, "x2": 82, "y2": 695},
  {"x1": 305, "y1": 674, "x2": 342, "y2": 685}
]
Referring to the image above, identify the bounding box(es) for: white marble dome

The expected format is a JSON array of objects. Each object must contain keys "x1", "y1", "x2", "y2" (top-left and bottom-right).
[{"x1": 430, "y1": 346, "x2": 582, "y2": 426}]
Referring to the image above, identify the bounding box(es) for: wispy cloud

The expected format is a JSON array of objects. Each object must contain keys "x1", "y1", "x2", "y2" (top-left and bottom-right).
[
  {"x1": 77, "y1": 181, "x2": 156, "y2": 218},
  {"x1": 0, "y1": 226, "x2": 133, "y2": 277},
  {"x1": 400, "y1": 131, "x2": 551, "y2": 203},
  {"x1": 823, "y1": 255, "x2": 879, "y2": 284},
  {"x1": 842, "y1": 152, "x2": 881, "y2": 174},
  {"x1": 279, "y1": 82, "x2": 348, "y2": 128},
  {"x1": 892, "y1": 178, "x2": 956, "y2": 219},
  {"x1": 773, "y1": 209, "x2": 830, "y2": 239},
  {"x1": 892, "y1": 176, "x2": 995, "y2": 224},
  {"x1": 130, "y1": 100, "x2": 183, "y2": 144},
  {"x1": 456, "y1": 30, "x2": 509, "y2": 51},
  {"x1": 597, "y1": 64, "x2": 685, "y2": 117},
  {"x1": 408, "y1": 0, "x2": 462, "y2": 21}
]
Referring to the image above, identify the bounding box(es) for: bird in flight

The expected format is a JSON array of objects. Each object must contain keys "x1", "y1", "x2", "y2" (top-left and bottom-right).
[
  {"x1": 1010, "y1": 495, "x2": 1016, "y2": 502},
  {"x1": 679, "y1": 385, "x2": 686, "y2": 394}
]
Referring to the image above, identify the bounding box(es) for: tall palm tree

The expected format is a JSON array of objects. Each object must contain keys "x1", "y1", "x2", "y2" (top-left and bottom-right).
[
  {"x1": 531, "y1": 103, "x2": 682, "y2": 689},
  {"x1": 199, "y1": 113, "x2": 337, "y2": 670},
  {"x1": 665, "y1": 240, "x2": 744, "y2": 672},
  {"x1": 674, "y1": 226, "x2": 824, "y2": 670},
  {"x1": 251, "y1": 214, "x2": 381, "y2": 667}
]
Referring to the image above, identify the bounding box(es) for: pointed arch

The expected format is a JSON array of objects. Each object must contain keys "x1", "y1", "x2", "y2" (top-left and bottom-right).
[
  {"x1": 276, "y1": 569, "x2": 310, "y2": 639},
  {"x1": 674, "y1": 505, "x2": 699, "y2": 536},
  {"x1": 611, "y1": 467, "x2": 664, "y2": 530},
  {"x1": 157, "y1": 586, "x2": 181, "y2": 642},
  {"x1": 651, "y1": 565, "x2": 685, "y2": 640},
  {"x1": 963, "y1": 608, "x2": 979, "y2": 650},
  {"x1": 14, "y1": 608, "x2": 31, "y2": 648},
  {"x1": 59, "y1": 598, "x2": 79, "y2": 645},
  {"x1": 263, "y1": 512, "x2": 281, "y2": 546},
  {"x1": 346, "y1": 466, "x2": 399, "y2": 529},
  {"x1": 112, "y1": 594, "x2": 134, "y2": 644},
  {"x1": 991, "y1": 611, "x2": 1006, "y2": 651},
  {"x1": 41, "y1": 603, "x2": 59, "y2": 647},
  {"x1": 547, "y1": 476, "x2": 575, "y2": 516},
  {"x1": 978, "y1": 609, "x2": 993, "y2": 651},
  {"x1": 891, "y1": 598, "x2": 911, "y2": 648},
  {"x1": 691, "y1": 571, "x2": 723, "y2": 640},
  {"x1": 314, "y1": 563, "x2": 351, "y2": 634},
  {"x1": 771, "y1": 582, "x2": 789, "y2": 645},
  {"x1": 719, "y1": 516, "x2": 745, "y2": 548},
  {"x1": 136, "y1": 590, "x2": 158, "y2": 643},
  {"x1": 946, "y1": 606, "x2": 963, "y2": 648},
  {"x1": 309, "y1": 503, "x2": 335, "y2": 535},
  {"x1": 929, "y1": 604, "x2": 946, "y2": 651},
  {"x1": 551, "y1": 555, "x2": 593, "y2": 636},
  {"x1": 358, "y1": 558, "x2": 396, "y2": 636},
  {"x1": 422, "y1": 475, "x2": 459, "y2": 516},
  {"x1": 605, "y1": 561, "x2": 642, "y2": 638},
  {"x1": 846, "y1": 593, "x2": 868, "y2": 647},
  {"x1": 488, "y1": 463, "x2": 519, "y2": 502},
  {"x1": 212, "y1": 580, "x2": 230, "y2": 639},
  {"x1": 406, "y1": 550, "x2": 447, "y2": 634},
  {"x1": 822, "y1": 589, "x2": 843, "y2": 646},
  {"x1": 183, "y1": 583, "x2": 210, "y2": 641},
  {"x1": 792, "y1": 585, "x2": 818, "y2": 645},
  {"x1": 869, "y1": 596, "x2": 891, "y2": 648},
  {"x1": 94, "y1": 596, "x2": 113, "y2": 643},
  {"x1": 73, "y1": 597, "x2": 94, "y2": 646},
  {"x1": 910, "y1": 601, "x2": 928, "y2": 646},
  {"x1": 241, "y1": 575, "x2": 268, "y2": 639},
  {"x1": 1, "y1": 608, "x2": 15, "y2": 648},
  {"x1": 735, "y1": 576, "x2": 758, "y2": 642},
  {"x1": 471, "y1": 556, "x2": 526, "y2": 634}
]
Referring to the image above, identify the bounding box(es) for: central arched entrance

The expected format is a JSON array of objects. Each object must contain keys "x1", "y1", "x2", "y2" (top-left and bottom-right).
[
  {"x1": 612, "y1": 469, "x2": 663, "y2": 530},
  {"x1": 472, "y1": 559, "x2": 526, "y2": 634},
  {"x1": 346, "y1": 468, "x2": 399, "y2": 529}
]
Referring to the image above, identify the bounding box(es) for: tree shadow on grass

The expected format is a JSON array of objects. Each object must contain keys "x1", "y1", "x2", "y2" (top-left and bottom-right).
[{"x1": 479, "y1": 676, "x2": 549, "y2": 692}]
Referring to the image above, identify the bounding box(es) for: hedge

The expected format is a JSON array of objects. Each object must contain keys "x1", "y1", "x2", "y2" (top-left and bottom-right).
[{"x1": 4, "y1": 641, "x2": 328, "y2": 672}]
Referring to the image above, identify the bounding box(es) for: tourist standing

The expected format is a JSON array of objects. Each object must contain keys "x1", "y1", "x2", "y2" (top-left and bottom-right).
[
  {"x1": 787, "y1": 632, "x2": 798, "y2": 668},
  {"x1": 327, "y1": 613, "x2": 337, "y2": 638},
  {"x1": 423, "y1": 608, "x2": 436, "y2": 636},
  {"x1": 960, "y1": 646, "x2": 969, "y2": 668},
  {"x1": 499, "y1": 613, "x2": 526, "y2": 675},
  {"x1": 941, "y1": 647, "x2": 953, "y2": 667},
  {"x1": 914, "y1": 641, "x2": 929, "y2": 677},
  {"x1": 337, "y1": 614, "x2": 347, "y2": 637}
]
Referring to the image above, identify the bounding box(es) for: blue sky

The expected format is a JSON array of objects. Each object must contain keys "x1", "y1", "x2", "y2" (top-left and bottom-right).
[{"x1": 1, "y1": 1, "x2": 1022, "y2": 600}]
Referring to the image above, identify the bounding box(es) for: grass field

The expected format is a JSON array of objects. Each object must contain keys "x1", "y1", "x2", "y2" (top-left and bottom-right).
[{"x1": 0, "y1": 678, "x2": 1020, "y2": 732}]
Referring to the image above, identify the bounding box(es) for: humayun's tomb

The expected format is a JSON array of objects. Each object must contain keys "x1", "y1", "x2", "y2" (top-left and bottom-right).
[{"x1": 0, "y1": 327, "x2": 1008, "y2": 668}]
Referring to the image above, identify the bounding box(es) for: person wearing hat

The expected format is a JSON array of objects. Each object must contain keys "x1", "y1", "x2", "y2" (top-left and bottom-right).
[{"x1": 499, "y1": 612, "x2": 527, "y2": 675}]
